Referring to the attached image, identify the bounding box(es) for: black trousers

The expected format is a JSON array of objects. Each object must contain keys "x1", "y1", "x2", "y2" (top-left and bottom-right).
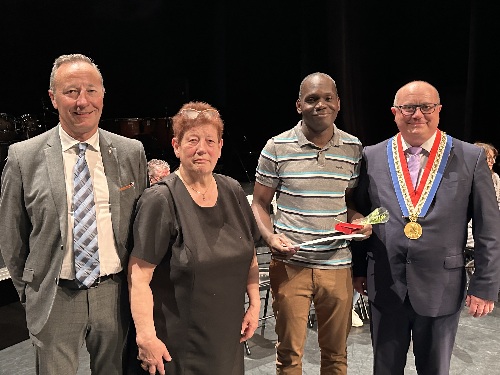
[{"x1": 370, "y1": 296, "x2": 461, "y2": 375}]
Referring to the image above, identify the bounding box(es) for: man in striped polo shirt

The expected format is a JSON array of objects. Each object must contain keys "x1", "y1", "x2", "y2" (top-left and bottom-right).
[{"x1": 251, "y1": 72, "x2": 371, "y2": 374}]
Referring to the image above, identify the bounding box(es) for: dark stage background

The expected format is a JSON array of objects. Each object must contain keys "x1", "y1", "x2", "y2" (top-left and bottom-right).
[{"x1": 1, "y1": 0, "x2": 499, "y2": 181}]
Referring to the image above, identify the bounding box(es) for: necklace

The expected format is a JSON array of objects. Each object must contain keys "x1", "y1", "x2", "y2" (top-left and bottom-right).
[{"x1": 179, "y1": 171, "x2": 214, "y2": 201}]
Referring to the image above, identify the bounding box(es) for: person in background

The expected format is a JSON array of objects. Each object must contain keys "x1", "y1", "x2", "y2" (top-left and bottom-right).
[
  {"x1": 474, "y1": 142, "x2": 500, "y2": 202},
  {"x1": 147, "y1": 158, "x2": 170, "y2": 185},
  {"x1": 128, "y1": 101, "x2": 261, "y2": 375},
  {"x1": 466, "y1": 142, "x2": 500, "y2": 263},
  {"x1": 251, "y1": 72, "x2": 371, "y2": 374},
  {"x1": 352, "y1": 80, "x2": 500, "y2": 375},
  {"x1": 0, "y1": 53, "x2": 148, "y2": 374}
]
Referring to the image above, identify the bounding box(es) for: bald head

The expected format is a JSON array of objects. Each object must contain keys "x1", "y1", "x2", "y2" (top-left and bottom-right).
[
  {"x1": 391, "y1": 80, "x2": 442, "y2": 146},
  {"x1": 393, "y1": 81, "x2": 440, "y2": 106}
]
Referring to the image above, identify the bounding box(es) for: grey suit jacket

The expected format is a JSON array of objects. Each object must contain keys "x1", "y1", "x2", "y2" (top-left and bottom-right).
[
  {"x1": 352, "y1": 136, "x2": 500, "y2": 317},
  {"x1": 0, "y1": 126, "x2": 148, "y2": 334}
]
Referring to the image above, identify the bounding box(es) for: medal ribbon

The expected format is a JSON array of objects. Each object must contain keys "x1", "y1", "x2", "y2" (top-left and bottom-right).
[{"x1": 387, "y1": 130, "x2": 452, "y2": 219}]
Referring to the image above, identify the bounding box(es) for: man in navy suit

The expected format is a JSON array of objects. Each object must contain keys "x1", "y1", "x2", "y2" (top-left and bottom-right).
[
  {"x1": 352, "y1": 80, "x2": 500, "y2": 375},
  {"x1": 0, "y1": 54, "x2": 147, "y2": 374}
]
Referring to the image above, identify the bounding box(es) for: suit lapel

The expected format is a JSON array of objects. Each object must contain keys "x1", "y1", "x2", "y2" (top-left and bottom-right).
[
  {"x1": 99, "y1": 130, "x2": 122, "y2": 242},
  {"x1": 445, "y1": 141, "x2": 455, "y2": 168},
  {"x1": 44, "y1": 127, "x2": 68, "y2": 239}
]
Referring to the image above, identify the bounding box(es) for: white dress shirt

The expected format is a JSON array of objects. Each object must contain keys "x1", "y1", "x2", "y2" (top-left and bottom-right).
[{"x1": 59, "y1": 126, "x2": 121, "y2": 279}]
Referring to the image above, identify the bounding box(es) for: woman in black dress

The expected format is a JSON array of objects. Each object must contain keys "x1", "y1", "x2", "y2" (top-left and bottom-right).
[{"x1": 128, "y1": 101, "x2": 261, "y2": 375}]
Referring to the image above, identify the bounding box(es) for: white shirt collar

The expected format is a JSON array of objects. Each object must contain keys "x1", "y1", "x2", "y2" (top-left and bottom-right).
[
  {"x1": 59, "y1": 125, "x2": 100, "y2": 153},
  {"x1": 401, "y1": 130, "x2": 437, "y2": 154}
]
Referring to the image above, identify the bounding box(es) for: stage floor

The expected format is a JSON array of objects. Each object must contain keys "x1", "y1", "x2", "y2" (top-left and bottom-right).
[{"x1": 1, "y1": 282, "x2": 499, "y2": 374}]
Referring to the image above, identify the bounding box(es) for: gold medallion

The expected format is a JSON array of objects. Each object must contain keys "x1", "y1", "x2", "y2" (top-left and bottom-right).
[{"x1": 404, "y1": 221, "x2": 422, "y2": 239}]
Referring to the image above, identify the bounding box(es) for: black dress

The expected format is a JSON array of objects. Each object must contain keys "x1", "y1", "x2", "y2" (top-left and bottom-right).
[{"x1": 129, "y1": 173, "x2": 260, "y2": 375}]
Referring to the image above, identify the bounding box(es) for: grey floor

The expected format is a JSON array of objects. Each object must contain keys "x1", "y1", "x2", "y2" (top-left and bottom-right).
[
  {"x1": 1, "y1": 292, "x2": 499, "y2": 375},
  {"x1": 244, "y1": 300, "x2": 500, "y2": 374}
]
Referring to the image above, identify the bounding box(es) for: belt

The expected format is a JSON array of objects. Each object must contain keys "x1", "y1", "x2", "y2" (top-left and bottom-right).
[{"x1": 58, "y1": 274, "x2": 115, "y2": 290}]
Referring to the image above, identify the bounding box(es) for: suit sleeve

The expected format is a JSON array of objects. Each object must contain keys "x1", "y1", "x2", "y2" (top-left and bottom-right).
[
  {"x1": 0, "y1": 146, "x2": 30, "y2": 303},
  {"x1": 137, "y1": 142, "x2": 148, "y2": 192},
  {"x1": 468, "y1": 148, "x2": 500, "y2": 301}
]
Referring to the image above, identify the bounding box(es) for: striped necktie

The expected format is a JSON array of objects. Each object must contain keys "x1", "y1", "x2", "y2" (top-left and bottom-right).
[{"x1": 73, "y1": 142, "x2": 100, "y2": 288}]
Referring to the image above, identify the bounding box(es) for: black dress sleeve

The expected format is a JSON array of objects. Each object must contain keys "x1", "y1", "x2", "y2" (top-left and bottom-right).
[{"x1": 131, "y1": 184, "x2": 177, "y2": 265}]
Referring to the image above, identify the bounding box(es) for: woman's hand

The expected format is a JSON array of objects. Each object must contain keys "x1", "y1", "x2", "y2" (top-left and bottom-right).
[
  {"x1": 129, "y1": 256, "x2": 171, "y2": 374},
  {"x1": 240, "y1": 303, "x2": 260, "y2": 343},
  {"x1": 137, "y1": 336, "x2": 172, "y2": 375}
]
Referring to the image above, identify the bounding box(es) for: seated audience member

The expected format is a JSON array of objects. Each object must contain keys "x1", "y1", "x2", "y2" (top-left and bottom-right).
[{"x1": 147, "y1": 158, "x2": 170, "y2": 185}]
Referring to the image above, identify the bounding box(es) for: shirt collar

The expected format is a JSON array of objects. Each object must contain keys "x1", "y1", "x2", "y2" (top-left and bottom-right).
[
  {"x1": 401, "y1": 130, "x2": 437, "y2": 154},
  {"x1": 59, "y1": 125, "x2": 100, "y2": 153},
  {"x1": 295, "y1": 120, "x2": 340, "y2": 148}
]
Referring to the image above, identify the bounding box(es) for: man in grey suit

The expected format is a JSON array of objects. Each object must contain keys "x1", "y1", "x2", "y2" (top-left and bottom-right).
[
  {"x1": 352, "y1": 81, "x2": 500, "y2": 375},
  {"x1": 0, "y1": 54, "x2": 148, "y2": 374}
]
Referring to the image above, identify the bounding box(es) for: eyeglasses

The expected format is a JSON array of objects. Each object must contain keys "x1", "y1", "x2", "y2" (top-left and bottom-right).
[
  {"x1": 179, "y1": 108, "x2": 219, "y2": 119},
  {"x1": 394, "y1": 103, "x2": 439, "y2": 116}
]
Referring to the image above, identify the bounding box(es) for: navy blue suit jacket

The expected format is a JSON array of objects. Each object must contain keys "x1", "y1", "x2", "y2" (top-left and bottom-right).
[{"x1": 353, "y1": 135, "x2": 500, "y2": 317}]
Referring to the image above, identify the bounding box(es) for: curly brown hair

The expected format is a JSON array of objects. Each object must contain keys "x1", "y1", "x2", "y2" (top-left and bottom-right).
[{"x1": 171, "y1": 101, "x2": 224, "y2": 143}]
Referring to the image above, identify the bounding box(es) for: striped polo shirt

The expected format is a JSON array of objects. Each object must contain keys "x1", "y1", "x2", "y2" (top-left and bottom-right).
[{"x1": 255, "y1": 121, "x2": 362, "y2": 269}]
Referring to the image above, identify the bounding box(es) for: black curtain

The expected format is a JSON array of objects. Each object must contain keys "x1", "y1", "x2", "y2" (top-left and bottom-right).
[{"x1": 1, "y1": 0, "x2": 498, "y2": 179}]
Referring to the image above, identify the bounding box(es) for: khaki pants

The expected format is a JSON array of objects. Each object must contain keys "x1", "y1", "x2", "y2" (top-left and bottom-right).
[{"x1": 270, "y1": 260, "x2": 353, "y2": 375}]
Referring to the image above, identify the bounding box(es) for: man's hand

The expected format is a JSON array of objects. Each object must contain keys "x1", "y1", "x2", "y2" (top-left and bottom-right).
[
  {"x1": 268, "y1": 233, "x2": 298, "y2": 259},
  {"x1": 466, "y1": 295, "x2": 495, "y2": 318},
  {"x1": 352, "y1": 219, "x2": 372, "y2": 240},
  {"x1": 353, "y1": 276, "x2": 367, "y2": 296}
]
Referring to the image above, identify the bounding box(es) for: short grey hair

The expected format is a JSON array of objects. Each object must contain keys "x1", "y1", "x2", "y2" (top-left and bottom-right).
[
  {"x1": 298, "y1": 72, "x2": 338, "y2": 99},
  {"x1": 49, "y1": 54, "x2": 104, "y2": 93},
  {"x1": 148, "y1": 159, "x2": 170, "y2": 179}
]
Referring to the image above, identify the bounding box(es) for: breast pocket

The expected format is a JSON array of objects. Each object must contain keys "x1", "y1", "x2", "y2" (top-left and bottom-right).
[{"x1": 438, "y1": 175, "x2": 469, "y2": 202}]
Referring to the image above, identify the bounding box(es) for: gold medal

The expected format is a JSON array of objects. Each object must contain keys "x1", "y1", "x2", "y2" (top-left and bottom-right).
[
  {"x1": 390, "y1": 132, "x2": 450, "y2": 241},
  {"x1": 404, "y1": 221, "x2": 422, "y2": 239}
]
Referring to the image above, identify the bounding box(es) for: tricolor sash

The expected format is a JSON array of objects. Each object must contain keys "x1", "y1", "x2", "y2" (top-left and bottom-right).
[{"x1": 387, "y1": 131, "x2": 452, "y2": 237}]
